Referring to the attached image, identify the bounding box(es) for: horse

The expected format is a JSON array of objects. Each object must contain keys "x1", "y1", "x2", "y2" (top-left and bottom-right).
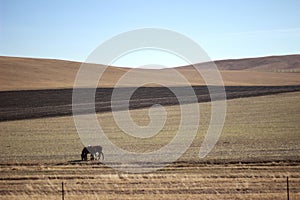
[{"x1": 81, "y1": 145, "x2": 104, "y2": 161}]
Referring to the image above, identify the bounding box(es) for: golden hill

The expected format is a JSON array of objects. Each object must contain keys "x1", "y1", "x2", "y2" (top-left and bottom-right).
[{"x1": 0, "y1": 55, "x2": 300, "y2": 91}]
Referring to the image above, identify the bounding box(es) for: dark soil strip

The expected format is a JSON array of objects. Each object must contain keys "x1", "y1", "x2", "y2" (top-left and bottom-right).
[{"x1": 0, "y1": 85, "x2": 299, "y2": 122}]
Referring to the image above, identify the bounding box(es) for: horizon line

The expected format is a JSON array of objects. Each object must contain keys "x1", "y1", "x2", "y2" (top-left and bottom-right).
[{"x1": 0, "y1": 53, "x2": 299, "y2": 69}]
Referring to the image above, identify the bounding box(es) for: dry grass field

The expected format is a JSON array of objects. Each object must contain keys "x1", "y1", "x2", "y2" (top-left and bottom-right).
[
  {"x1": 1, "y1": 91, "x2": 299, "y2": 199},
  {"x1": 1, "y1": 55, "x2": 300, "y2": 91},
  {"x1": 0, "y1": 55, "x2": 299, "y2": 199},
  {"x1": 1, "y1": 164, "x2": 299, "y2": 200}
]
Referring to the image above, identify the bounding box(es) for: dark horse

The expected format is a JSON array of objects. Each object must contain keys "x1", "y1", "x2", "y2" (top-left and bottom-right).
[{"x1": 81, "y1": 145, "x2": 104, "y2": 161}]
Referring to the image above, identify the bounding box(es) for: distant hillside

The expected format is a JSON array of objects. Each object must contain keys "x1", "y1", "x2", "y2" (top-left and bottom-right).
[
  {"x1": 183, "y1": 54, "x2": 300, "y2": 72},
  {"x1": 0, "y1": 56, "x2": 128, "y2": 91},
  {"x1": 1, "y1": 55, "x2": 300, "y2": 91},
  {"x1": 215, "y1": 54, "x2": 300, "y2": 71}
]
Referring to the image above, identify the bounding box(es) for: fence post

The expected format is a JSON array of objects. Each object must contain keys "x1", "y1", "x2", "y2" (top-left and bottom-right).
[
  {"x1": 287, "y1": 176, "x2": 289, "y2": 200},
  {"x1": 62, "y1": 181, "x2": 65, "y2": 200}
]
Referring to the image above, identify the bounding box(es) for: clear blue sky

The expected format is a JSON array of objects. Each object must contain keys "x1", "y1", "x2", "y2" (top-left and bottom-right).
[{"x1": 1, "y1": 0, "x2": 300, "y2": 67}]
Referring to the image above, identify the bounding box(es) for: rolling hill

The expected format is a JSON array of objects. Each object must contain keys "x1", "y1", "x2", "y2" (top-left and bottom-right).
[
  {"x1": 193, "y1": 54, "x2": 300, "y2": 71},
  {"x1": 0, "y1": 54, "x2": 300, "y2": 91}
]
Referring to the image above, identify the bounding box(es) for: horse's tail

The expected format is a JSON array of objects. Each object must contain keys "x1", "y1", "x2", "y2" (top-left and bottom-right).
[{"x1": 101, "y1": 152, "x2": 104, "y2": 160}]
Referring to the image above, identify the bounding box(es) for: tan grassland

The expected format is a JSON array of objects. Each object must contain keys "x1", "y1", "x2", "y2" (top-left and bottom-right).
[
  {"x1": 1, "y1": 55, "x2": 300, "y2": 91},
  {"x1": 0, "y1": 91, "x2": 299, "y2": 199}
]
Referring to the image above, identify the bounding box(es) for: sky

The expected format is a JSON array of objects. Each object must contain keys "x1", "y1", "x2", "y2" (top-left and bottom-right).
[{"x1": 1, "y1": 0, "x2": 300, "y2": 67}]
